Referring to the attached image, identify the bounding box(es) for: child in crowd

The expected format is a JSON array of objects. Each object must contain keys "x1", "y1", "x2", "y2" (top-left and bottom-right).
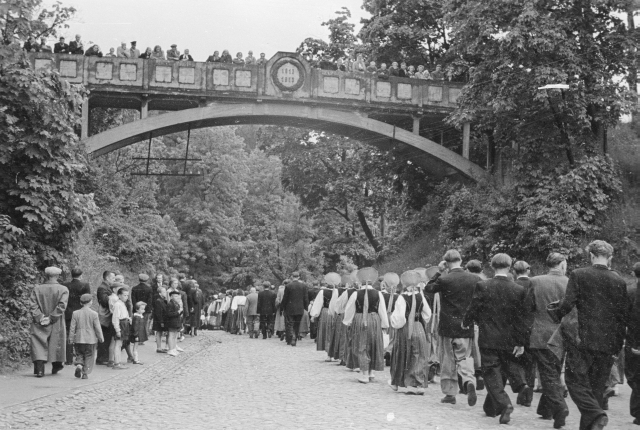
[
  {"x1": 130, "y1": 301, "x2": 147, "y2": 364},
  {"x1": 153, "y1": 287, "x2": 167, "y2": 353},
  {"x1": 166, "y1": 291, "x2": 183, "y2": 356},
  {"x1": 68, "y1": 294, "x2": 104, "y2": 379},
  {"x1": 112, "y1": 287, "x2": 131, "y2": 370}
]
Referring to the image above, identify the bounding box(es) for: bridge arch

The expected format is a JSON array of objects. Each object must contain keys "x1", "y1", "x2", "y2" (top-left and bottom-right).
[{"x1": 84, "y1": 102, "x2": 487, "y2": 182}]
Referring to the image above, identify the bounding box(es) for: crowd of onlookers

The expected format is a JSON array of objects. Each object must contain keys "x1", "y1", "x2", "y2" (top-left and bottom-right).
[{"x1": 23, "y1": 34, "x2": 446, "y2": 80}]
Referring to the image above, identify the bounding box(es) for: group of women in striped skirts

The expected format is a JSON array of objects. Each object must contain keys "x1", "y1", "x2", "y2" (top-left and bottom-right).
[{"x1": 310, "y1": 267, "x2": 434, "y2": 392}]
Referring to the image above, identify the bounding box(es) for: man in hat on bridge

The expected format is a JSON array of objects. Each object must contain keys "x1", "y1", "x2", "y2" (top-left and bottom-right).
[{"x1": 30, "y1": 267, "x2": 69, "y2": 377}]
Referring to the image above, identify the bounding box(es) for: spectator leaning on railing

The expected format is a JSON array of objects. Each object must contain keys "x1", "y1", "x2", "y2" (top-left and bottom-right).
[
  {"x1": 166, "y1": 44, "x2": 180, "y2": 61},
  {"x1": 68, "y1": 34, "x2": 84, "y2": 55},
  {"x1": 116, "y1": 42, "x2": 129, "y2": 58},
  {"x1": 151, "y1": 45, "x2": 165, "y2": 60},
  {"x1": 179, "y1": 49, "x2": 193, "y2": 61},
  {"x1": 54, "y1": 36, "x2": 69, "y2": 54}
]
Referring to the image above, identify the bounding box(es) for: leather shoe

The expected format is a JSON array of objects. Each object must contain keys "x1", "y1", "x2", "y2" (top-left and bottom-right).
[
  {"x1": 36, "y1": 371, "x2": 44, "y2": 378},
  {"x1": 466, "y1": 382, "x2": 477, "y2": 407},
  {"x1": 441, "y1": 395, "x2": 456, "y2": 404},
  {"x1": 517, "y1": 385, "x2": 533, "y2": 407},
  {"x1": 633, "y1": 417, "x2": 640, "y2": 425},
  {"x1": 74, "y1": 365, "x2": 82, "y2": 378},
  {"x1": 51, "y1": 363, "x2": 64, "y2": 375},
  {"x1": 553, "y1": 408, "x2": 569, "y2": 429},
  {"x1": 499, "y1": 405, "x2": 514, "y2": 424},
  {"x1": 291, "y1": 341, "x2": 297, "y2": 347}
]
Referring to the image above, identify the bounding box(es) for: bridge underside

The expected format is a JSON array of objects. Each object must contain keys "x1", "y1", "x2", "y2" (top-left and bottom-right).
[{"x1": 85, "y1": 103, "x2": 487, "y2": 183}]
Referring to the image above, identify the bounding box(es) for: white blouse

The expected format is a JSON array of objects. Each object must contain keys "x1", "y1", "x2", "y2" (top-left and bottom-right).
[
  {"x1": 309, "y1": 288, "x2": 339, "y2": 318},
  {"x1": 390, "y1": 293, "x2": 432, "y2": 329},
  {"x1": 342, "y1": 287, "x2": 389, "y2": 329},
  {"x1": 230, "y1": 295, "x2": 247, "y2": 310}
]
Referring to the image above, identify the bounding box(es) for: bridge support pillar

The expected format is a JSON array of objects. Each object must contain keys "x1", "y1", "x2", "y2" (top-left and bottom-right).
[
  {"x1": 81, "y1": 99, "x2": 89, "y2": 139},
  {"x1": 412, "y1": 116, "x2": 420, "y2": 135},
  {"x1": 462, "y1": 122, "x2": 470, "y2": 159},
  {"x1": 140, "y1": 98, "x2": 148, "y2": 119}
]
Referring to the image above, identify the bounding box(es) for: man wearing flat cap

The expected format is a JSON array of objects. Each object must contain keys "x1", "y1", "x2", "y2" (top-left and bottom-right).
[
  {"x1": 30, "y1": 267, "x2": 69, "y2": 377},
  {"x1": 131, "y1": 274, "x2": 154, "y2": 340},
  {"x1": 129, "y1": 41, "x2": 140, "y2": 59},
  {"x1": 167, "y1": 44, "x2": 180, "y2": 61}
]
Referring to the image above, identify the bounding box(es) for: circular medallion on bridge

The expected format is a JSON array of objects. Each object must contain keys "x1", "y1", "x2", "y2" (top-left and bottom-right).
[{"x1": 271, "y1": 58, "x2": 305, "y2": 92}]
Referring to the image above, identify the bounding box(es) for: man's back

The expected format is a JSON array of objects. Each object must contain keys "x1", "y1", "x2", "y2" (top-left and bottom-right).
[
  {"x1": 426, "y1": 268, "x2": 477, "y2": 338},
  {"x1": 32, "y1": 282, "x2": 69, "y2": 318},
  {"x1": 257, "y1": 290, "x2": 276, "y2": 315},
  {"x1": 131, "y1": 282, "x2": 153, "y2": 312},
  {"x1": 281, "y1": 281, "x2": 309, "y2": 316},
  {"x1": 527, "y1": 271, "x2": 567, "y2": 349},
  {"x1": 556, "y1": 265, "x2": 629, "y2": 353},
  {"x1": 464, "y1": 277, "x2": 527, "y2": 350},
  {"x1": 70, "y1": 307, "x2": 102, "y2": 344},
  {"x1": 64, "y1": 279, "x2": 91, "y2": 321},
  {"x1": 246, "y1": 292, "x2": 259, "y2": 316}
]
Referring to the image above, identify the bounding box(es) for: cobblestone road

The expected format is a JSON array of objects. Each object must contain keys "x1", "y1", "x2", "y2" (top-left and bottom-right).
[{"x1": 0, "y1": 331, "x2": 635, "y2": 429}]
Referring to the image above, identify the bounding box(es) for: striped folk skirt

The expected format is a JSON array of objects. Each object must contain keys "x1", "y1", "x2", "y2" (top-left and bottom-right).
[
  {"x1": 236, "y1": 305, "x2": 247, "y2": 332},
  {"x1": 316, "y1": 308, "x2": 332, "y2": 351},
  {"x1": 390, "y1": 321, "x2": 430, "y2": 388},
  {"x1": 345, "y1": 323, "x2": 358, "y2": 369},
  {"x1": 224, "y1": 311, "x2": 234, "y2": 332},
  {"x1": 330, "y1": 313, "x2": 345, "y2": 360},
  {"x1": 229, "y1": 310, "x2": 238, "y2": 334},
  {"x1": 352, "y1": 313, "x2": 385, "y2": 372}
]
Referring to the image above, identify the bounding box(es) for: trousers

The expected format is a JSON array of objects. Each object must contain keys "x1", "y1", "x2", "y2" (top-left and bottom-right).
[
  {"x1": 531, "y1": 348, "x2": 567, "y2": 418},
  {"x1": 565, "y1": 343, "x2": 614, "y2": 430},
  {"x1": 480, "y1": 348, "x2": 525, "y2": 417},
  {"x1": 285, "y1": 314, "x2": 303, "y2": 344},
  {"x1": 74, "y1": 343, "x2": 97, "y2": 375},
  {"x1": 625, "y1": 346, "x2": 640, "y2": 420},
  {"x1": 438, "y1": 336, "x2": 476, "y2": 396},
  {"x1": 260, "y1": 314, "x2": 274, "y2": 338},
  {"x1": 97, "y1": 324, "x2": 112, "y2": 363}
]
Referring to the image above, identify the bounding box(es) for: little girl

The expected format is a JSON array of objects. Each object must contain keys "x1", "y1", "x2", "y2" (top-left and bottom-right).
[{"x1": 131, "y1": 301, "x2": 148, "y2": 364}]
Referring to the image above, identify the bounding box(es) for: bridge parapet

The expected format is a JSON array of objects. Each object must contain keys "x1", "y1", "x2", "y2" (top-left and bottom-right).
[{"x1": 28, "y1": 52, "x2": 463, "y2": 112}]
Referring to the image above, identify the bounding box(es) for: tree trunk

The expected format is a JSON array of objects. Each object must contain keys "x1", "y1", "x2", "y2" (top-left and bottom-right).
[{"x1": 356, "y1": 210, "x2": 383, "y2": 253}]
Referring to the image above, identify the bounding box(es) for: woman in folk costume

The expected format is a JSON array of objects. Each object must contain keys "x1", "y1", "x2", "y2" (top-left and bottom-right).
[
  {"x1": 231, "y1": 289, "x2": 247, "y2": 335},
  {"x1": 310, "y1": 273, "x2": 340, "y2": 360},
  {"x1": 389, "y1": 270, "x2": 432, "y2": 394},
  {"x1": 209, "y1": 294, "x2": 221, "y2": 329},
  {"x1": 339, "y1": 274, "x2": 359, "y2": 369},
  {"x1": 274, "y1": 282, "x2": 287, "y2": 341},
  {"x1": 220, "y1": 291, "x2": 232, "y2": 331},
  {"x1": 227, "y1": 290, "x2": 238, "y2": 333},
  {"x1": 328, "y1": 273, "x2": 348, "y2": 362},
  {"x1": 299, "y1": 298, "x2": 311, "y2": 339},
  {"x1": 343, "y1": 267, "x2": 389, "y2": 384},
  {"x1": 381, "y1": 272, "x2": 400, "y2": 365}
]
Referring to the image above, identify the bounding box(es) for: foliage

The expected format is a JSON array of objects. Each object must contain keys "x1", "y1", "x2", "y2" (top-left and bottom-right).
[
  {"x1": 359, "y1": 0, "x2": 449, "y2": 65},
  {"x1": 0, "y1": 0, "x2": 76, "y2": 46},
  {"x1": 297, "y1": 8, "x2": 358, "y2": 62}
]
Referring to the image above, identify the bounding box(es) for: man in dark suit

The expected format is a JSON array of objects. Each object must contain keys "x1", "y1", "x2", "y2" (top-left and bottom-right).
[
  {"x1": 96, "y1": 270, "x2": 115, "y2": 365},
  {"x1": 426, "y1": 249, "x2": 481, "y2": 407},
  {"x1": 463, "y1": 253, "x2": 528, "y2": 425},
  {"x1": 53, "y1": 36, "x2": 69, "y2": 54},
  {"x1": 549, "y1": 240, "x2": 630, "y2": 430},
  {"x1": 525, "y1": 253, "x2": 569, "y2": 428},
  {"x1": 514, "y1": 260, "x2": 536, "y2": 406},
  {"x1": 68, "y1": 34, "x2": 84, "y2": 55},
  {"x1": 257, "y1": 282, "x2": 277, "y2": 339},
  {"x1": 131, "y1": 274, "x2": 154, "y2": 339},
  {"x1": 63, "y1": 267, "x2": 91, "y2": 365},
  {"x1": 280, "y1": 272, "x2": 309, "y2": 346}
]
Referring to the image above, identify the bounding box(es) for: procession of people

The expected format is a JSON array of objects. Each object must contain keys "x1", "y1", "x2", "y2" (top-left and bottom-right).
[{"x1": 28, "y1": 240, "x2": 640, "y2": 429}]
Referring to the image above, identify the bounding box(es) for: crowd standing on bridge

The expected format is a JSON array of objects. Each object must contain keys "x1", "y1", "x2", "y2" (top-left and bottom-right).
[
  {"x1": 27, "y1": 239, "x2": 640, "y2": 429},
  {"x1": 24, "y1": 34, "x2": 448, "y2": 80}
]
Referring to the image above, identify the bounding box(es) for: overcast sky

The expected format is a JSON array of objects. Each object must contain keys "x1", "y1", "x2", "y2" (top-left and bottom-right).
[{"x1": 52, "y1": 0, "x2": 370, "y2": 59}]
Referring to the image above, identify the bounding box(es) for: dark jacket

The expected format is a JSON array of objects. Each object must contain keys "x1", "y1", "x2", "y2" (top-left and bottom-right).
[
  {"x1": 389, "y1": 67, "x2": 400, "y2": 77},
  {"x1": 281, "y1": 280, "x2": 309, "y2": 316},
  {"x1": 68, "y1": 40, "x2": 84, "y2": 55},
  {"x1": 54, "y1": 42, "x2": 69, "y2": 54},
  {"x1": 257, "y1": 289, "x2": 277, "y2": 315},
  {"x1": 377, "y1": 68, "x2": 390, "y2": 80},
  {"x1": 131, "y1": 281, "x2": 154, "y2": 314},
  {"x1": 220, "y1": 53, "x2": 233, "y2": 63},
  {"x1": 180, "y1": 290, "x2": 189, "y2": 319},
  {"x1": 63, "y1": 278, "x2": 91, "y2": 323},
  {"x1": 164, "y1": 300, "x2": 182, "y2": 329},
  {"x1": 515, "y1": 276, "x2": 534, "y2": 339},
  {"x1": 96, "y1": 281, "x2": 112, "y2": 327},
  {"x1": 463, "y1": 276, "x2": 528, "y2": 350},
  {"x1": 550, "y1": 264, "x2": 630, "y2": 354},
  {"x1": 525, "y1": 270, "x2": 567, "y2": 349},
  {"x1": 426, "y1": 268, "x2": 478, "y2": 338},
  {"x1": 152, "y1": 298, "x2": 167, "y2": 331},
  {"x1": 206, "y1": 55, "x2": 221, "y2": 62}
]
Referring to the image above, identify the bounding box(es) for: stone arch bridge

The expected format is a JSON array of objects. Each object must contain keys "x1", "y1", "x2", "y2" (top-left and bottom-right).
[{"x1": 29, "y1": 52, "x2": 486, "y2": 182}]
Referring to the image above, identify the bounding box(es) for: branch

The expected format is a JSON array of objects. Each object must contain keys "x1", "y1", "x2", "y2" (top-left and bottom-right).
[{"x1": 322, "y1": 207, "x2": 350, "y2": 221}]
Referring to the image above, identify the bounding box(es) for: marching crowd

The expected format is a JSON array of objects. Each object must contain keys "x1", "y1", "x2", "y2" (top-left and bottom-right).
[
  {"x1": 27, "y1": 239, "x2": 639, "y2": 430},
  {"x1": 23, "y1": 34, "x2": 447, "y2": 80}
]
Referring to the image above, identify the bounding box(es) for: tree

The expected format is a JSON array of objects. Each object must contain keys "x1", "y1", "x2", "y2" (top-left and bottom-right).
[
  {"x1": 0, "y1": 0, "x2": 77, "y2": 46},
  {"x1": 359, "y1": 0, "x2": 449, "y2": 65},
  {"x1": 297, "y1": 8, "x2": 357, "y2": 62}
]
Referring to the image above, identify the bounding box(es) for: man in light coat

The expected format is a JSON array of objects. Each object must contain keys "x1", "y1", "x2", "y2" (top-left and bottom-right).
[{"x1": 30, "y1": 267, "x2": 69, "y2": 377}]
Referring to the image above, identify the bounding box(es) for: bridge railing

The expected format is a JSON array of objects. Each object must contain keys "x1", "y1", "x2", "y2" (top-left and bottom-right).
[{"x1": 27, "y1": 53, "x2": 463, "y2": 110}]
